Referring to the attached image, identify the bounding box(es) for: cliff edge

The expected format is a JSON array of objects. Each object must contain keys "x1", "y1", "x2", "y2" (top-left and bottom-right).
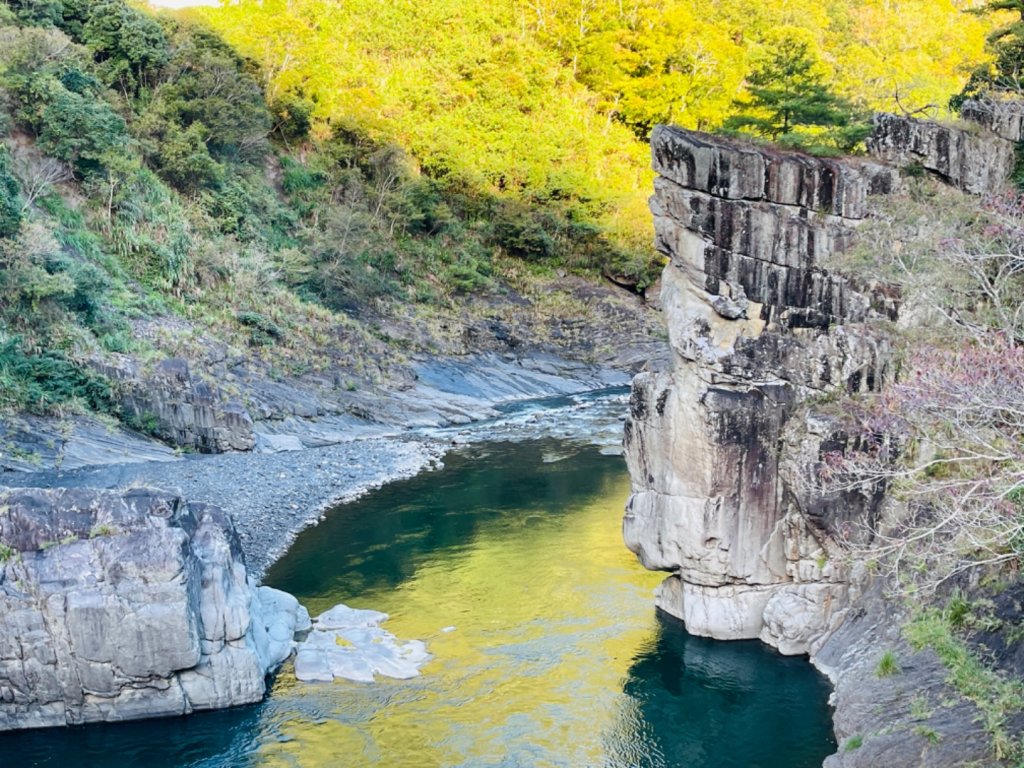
[{"x1": 625, "y1": 105, "x2": 1022, "y2": 765}]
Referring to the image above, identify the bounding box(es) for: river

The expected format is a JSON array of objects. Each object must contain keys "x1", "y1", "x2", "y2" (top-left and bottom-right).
[{"x1": 1, "y1": 401, "x2": 835, "y2": 767}]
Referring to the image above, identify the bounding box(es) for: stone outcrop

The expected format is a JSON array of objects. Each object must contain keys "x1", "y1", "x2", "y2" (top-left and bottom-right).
[
  {"x1": 624, "y1": 126, "x2": 899, "y2": 655},
  {"x1": 626, "y1": 110, "x2": 1023, "y2": 765},
  {"x1": 868, "y1": 112, "x2": 1016, "y2": 195},
  {"x1": 960, "y1": 97, "x2": 1024, "y2": 143},
  {"x1": 96, "y1": 357, "x2": 256, "y2": 454},
  {"x1": 0, "y1": 487, "x2": 307, "y2": 731},
  {"x1": 625, "y1": 105, "x2": 1020, "y2": 652}
]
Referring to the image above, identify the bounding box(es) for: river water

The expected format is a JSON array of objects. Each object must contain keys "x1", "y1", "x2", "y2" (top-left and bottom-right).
[{"x1": 1, "y1": 400, "x2": 836, "y2": 767}]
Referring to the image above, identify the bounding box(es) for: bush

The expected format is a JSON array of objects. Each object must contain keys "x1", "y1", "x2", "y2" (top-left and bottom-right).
[
  {"x1": 0, "y1": 148, "x2": 24, "y2": 239},
  {"x1": 236, "y1": 310, "x2": 283, "y2": 346},
  {"x1": 490, "y1": 202, "x2": 554, "y2": 260},
  {"x1": 151, "y1": 122, "x2": 223, "y2": 193},
  {"x1": 0, "y1": 336, "x2": 116, "y2": 415},
  {"x1": 269, "y1": 92, "x2": 315, "y2": 143}
]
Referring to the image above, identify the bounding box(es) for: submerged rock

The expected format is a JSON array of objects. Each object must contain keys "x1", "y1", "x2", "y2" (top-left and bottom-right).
[
  {"x1": 0, "y1": 487, "x2": 305, "y2": 731},
  {"x1": 293, "y1": 604, "x2": 430, "y2": 683}
]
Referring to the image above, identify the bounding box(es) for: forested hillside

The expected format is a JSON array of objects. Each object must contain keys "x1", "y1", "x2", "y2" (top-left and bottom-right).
[{"x1": 0, "y1": 0, "x2": 998, "y2": 426}]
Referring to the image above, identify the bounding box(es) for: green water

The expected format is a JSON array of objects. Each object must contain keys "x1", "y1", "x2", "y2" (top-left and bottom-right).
[{"x1": 0, "y1": 438, "x2": 836, "y2": 767}]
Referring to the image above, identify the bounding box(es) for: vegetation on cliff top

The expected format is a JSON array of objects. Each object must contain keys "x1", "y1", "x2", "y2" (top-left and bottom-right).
[{"x1": 0, "y1": 0, "x2": 999, "y2": 424}]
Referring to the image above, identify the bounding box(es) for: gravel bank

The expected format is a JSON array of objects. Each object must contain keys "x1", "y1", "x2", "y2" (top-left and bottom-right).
[
  {"x1": 8, "y1": 387, "x2": 631, "y2": 579},
  {"x1": 10, "y1": 436, "x2": 445, "y2": 579}
]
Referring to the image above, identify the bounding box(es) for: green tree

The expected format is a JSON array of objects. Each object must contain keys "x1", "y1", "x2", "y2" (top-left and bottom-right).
[
  {"x1": 37, "y1": 86, "x2": 127, "y2": 174},
  {"x1": 6, "y1": 0, "x2": 64, "y2": 27},
  {"x1": 724, "y1": 28, "x2": 853, "y2": 143},
  {"x1": 0, "y1": 148, "x2": 23, "y2": 239},
  {"x1": 81, "y1": 1, "x2": 169, "y2": 97},
  {"x1": 955, "y1": 0, "x2": 1024, "y2": 104}
]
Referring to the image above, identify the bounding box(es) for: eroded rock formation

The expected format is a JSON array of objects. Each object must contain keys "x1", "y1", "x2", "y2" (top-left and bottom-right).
[
  {"x1": 625, "y1": 108, "x2": 1019, "y2": 762},
  {"x1": 0, "y1": 487, "x2": 307, "y2": 730},
  {"x1": 868, "y1": 110, "x2": 1016, "y2": 195},
  {"x1": 623, "y1": 101, "x2": 1021, "y2": 656},
  {"x1": 623, "y1": 127, "x2": 898, "y2": 654}
]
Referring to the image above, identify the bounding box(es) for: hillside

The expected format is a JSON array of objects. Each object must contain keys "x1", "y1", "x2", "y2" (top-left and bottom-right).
[{"x1": 0, "y1": 0, "x2": 999, "y2": 461}]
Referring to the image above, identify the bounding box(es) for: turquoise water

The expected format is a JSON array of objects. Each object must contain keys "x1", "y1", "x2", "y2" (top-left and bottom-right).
[{"x1": 0, "y1": 438, "x2": 836, "y2": 767}]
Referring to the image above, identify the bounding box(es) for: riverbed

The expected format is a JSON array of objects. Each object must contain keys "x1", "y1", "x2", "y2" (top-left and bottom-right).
[{"x1": 1, "y1": 411, "x2": 835, "y2": 767}]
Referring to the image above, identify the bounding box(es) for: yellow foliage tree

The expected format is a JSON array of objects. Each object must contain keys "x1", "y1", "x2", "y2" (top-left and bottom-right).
[{"x1": 195, "y1": 0, "x2": 996, "y2": 267}]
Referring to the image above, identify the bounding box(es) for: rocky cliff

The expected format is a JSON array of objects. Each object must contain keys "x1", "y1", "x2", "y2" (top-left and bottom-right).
[
  {"x1": 0, "y1": 487, "x2": 308, "y2": 730},
  {"x1": 623, "y1": 125, "x2": 899, "y2": 654},
  {"x1": 624, "y1": 110, "x2": 1020, "y2": 764}
]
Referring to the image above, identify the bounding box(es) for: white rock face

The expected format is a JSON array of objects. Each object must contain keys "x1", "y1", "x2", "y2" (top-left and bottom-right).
[
  {"x1": 293, "y1": 604, "x2": 430, "y2": 683},
  {"x1": 624, "y1": 128, "x2": 898, "y2": 653},
  {"x1": 0, "y1": 488, "x2": 306, "y2": 731}
]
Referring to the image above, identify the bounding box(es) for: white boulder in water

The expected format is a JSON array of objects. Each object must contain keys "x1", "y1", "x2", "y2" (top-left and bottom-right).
[{"x1": 293, "y1": 603, "x2": 430, "y2": 683}]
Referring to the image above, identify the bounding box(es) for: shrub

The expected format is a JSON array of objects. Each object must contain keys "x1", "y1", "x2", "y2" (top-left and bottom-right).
[
  {"x1": 269, "y1": 92, "x2": 314, "y2": 143},
  {"x1": 0, "y1": 336, "x2": 117, "y2": 415},
  {"x1": 236, "y1": 310, "x2": 283, "y2": 346},
  {"x1": 875, "y1": 650, "x2": 901, "y2": 678},
  {"x1": 151, "y1": 122, "x2": 223, "y2": 193},
  {"x1": 490, "y1": 202, "x2": 554, "y2": 260},
  {"x1": 0, "y1": 148, "x2": 24, "y2": 239}
]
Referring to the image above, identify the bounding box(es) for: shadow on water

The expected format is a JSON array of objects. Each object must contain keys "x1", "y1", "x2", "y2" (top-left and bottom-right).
[
  {"x1": 0, "y1": 705, "x2": 264, "y2": 768},
  {"x1": 608, "y1": 611, "x2": 836, "y2": 768}
]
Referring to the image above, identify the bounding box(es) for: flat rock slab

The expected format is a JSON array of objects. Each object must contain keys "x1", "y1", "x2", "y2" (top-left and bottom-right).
[{"x1": 293, "y1": 603, "x2": 430, "y2": 684}]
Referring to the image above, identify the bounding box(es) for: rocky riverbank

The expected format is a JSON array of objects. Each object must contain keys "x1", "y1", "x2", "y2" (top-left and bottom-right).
[
  {"x1": 1, "y1": 349, "x2": 639, "y2": 733},
  {"x1": 10, "y1": 438, "x2": 445, "y2": 579},
  {"x1": 8, "y1": 353, "x2": 636, "y2": 579},
  {"x1": 624, "y1": 108, "x2": 1023, "y2": 767},
  {"x1": 0, "y1": 486, "x2": 308, "y2": 731}
]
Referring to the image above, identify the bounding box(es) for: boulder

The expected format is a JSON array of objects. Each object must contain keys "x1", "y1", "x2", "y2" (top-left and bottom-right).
[{"x1": 0, "y1": 487, "x2": 304, "y2": 731}]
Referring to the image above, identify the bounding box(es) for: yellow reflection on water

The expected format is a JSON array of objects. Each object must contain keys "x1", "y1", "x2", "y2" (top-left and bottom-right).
[{"x1": 257, "y1": 463, "x2": 663, "y2": 767}]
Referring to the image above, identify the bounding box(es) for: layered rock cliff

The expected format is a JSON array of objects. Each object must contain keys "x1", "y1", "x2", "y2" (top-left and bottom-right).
[
  {"x1": 623, "y1": 126, "x2": 899, "y2": 654},
  {"x1": 0, "y1": 487, "x2": 307, "y2": 730},
  {"x1": 625, "y1": 109, "x2": 1021, "y2": 764}
]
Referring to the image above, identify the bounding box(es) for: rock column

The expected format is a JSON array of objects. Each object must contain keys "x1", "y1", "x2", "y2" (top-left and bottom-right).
[{"x1": 623, "y1": 127, "x2": 897, "y2": 653}]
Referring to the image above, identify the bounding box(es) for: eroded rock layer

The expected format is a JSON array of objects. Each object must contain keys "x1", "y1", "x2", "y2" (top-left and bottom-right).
[
  {"x1": 624, "y1": 126, "x2": 899, "y2": 655},
  {"x1": 0, "y1": 487, "x2": 306, "y2": 731},
  {"x1": 868, "y1": 111, "x2": 1016, "y2": 195}
]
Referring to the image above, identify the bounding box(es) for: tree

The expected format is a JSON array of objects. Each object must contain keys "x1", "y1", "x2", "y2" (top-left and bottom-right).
[
  {"x1": 985, "y1": 0, "x2": 1024, "y2": 46},
  {"x1": 81, "y1": 1, "x2": 169, "y2": 97},
  {"x1": 37, "y1": 86, "x2": 127, "y2": 174},
  {"x1": 955, "y1": 0, "x2": 1024, "y2": 103},
  {"x1": 821, "y1": 192, "x2": 1024, "y2": 592},
  {"x1": 0, "y1": 148, "x2": 24, "y2": 239},
  {"x1": 724, "y1": 27, "x2": 853, "y2": 144},
  {"x1": 824, "y1": 341, "x2": 1024, "y2": 592}
]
